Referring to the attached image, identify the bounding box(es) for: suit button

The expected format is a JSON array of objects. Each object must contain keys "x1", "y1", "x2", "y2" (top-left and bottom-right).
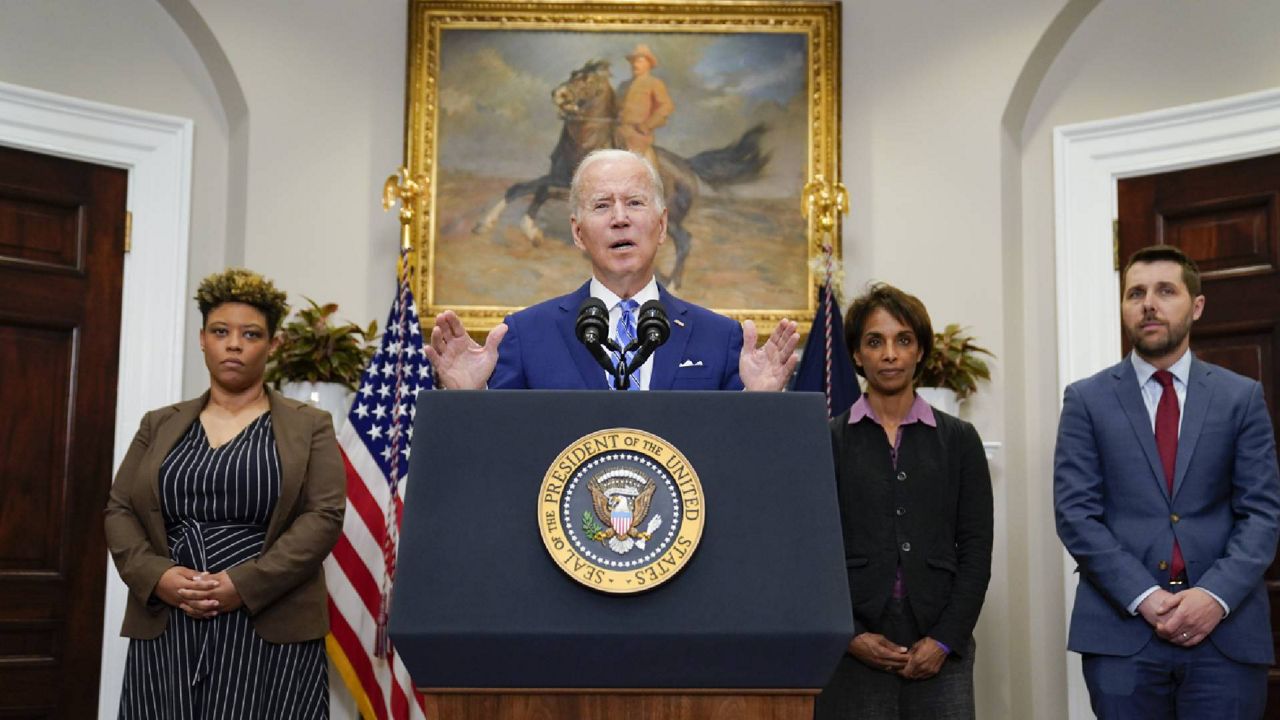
[
  {"x1": 901, "y1": 542, "x2": 911, "y2": 552},
  {"x1": 897, "y1": 471, "x2": 907, "y2": 481},
  {"x1": 1158, "y1": 560, "x2": 1169, "y2": 571},
  {"x1": 896, "y1": 507, "x2": 906, "y2": 516},
  {"x1": 1171, "y1": 514, "x2": 1180, "y2": 523}
]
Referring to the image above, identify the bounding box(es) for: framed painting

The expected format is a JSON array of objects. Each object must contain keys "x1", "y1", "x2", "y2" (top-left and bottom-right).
[{"x1": 404, "y1": 0, "x2": 841, "y2": 333}]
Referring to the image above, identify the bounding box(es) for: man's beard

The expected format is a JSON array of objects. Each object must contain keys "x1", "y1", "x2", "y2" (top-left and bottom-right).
[{"x1": 1129, "y1": 312, "x2": 1193, "y2": 359}]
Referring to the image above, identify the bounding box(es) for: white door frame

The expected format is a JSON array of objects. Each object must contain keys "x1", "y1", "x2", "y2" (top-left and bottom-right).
[
  {"x1": 1053, "y1": 86, "x2": 1280, "y2": 719},
  {"x1": 0, "y1": 80, "x2": 192, "y2": 718}
]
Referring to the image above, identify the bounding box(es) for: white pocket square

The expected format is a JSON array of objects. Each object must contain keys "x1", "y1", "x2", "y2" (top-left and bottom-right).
[{"x1": 679, "y1": 359, "x2": 703, "y2": 368}]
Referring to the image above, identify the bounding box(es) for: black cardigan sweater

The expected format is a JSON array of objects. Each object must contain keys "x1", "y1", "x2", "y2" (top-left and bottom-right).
[{"x1": 830, "y1": 406, "x2": 994, "y2": 656}]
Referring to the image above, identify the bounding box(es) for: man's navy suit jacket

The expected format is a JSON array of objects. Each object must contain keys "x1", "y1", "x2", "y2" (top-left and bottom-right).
[
  {"x1": 1054, "y1": 355, "x2": 1280, "y2": 664},
  {"x1": 488, "y1": 281, "x2": 745, "y2": 391}
]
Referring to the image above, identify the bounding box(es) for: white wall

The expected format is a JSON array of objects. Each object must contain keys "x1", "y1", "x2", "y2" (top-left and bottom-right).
[
  {"x1": 189, "y1": 0, "x2": 406, "y2": 357},
  {"x1": 0, "y1": 0, "x2": 406, "y2": 398},
  {"x1": 5, "y1": 0, "x2": 1280, "y2": 717},
  {"x1": 0, "y1": 0, "x2": 232, "y2": 396}
]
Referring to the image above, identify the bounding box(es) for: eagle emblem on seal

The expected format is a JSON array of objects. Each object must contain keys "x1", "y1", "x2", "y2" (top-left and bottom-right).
[{"x1": 584, "y1": 470, "x2": 664, "y2": 554}]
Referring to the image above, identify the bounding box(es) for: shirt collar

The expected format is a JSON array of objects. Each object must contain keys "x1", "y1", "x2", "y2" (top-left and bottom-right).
[
  {"x1": 1130, "y1": 349, "x2": 1191, "y2": 388},
  {"x1": 848, "y1": 393, "x2": 937, "y2": 427},
  {"x1": 590, "y1": 275, "x2": 659, "y2": 310}
]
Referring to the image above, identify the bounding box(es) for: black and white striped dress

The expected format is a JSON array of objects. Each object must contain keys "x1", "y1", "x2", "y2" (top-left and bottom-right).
[{"x1": 119, "y1": 413, "x2": 328, "y2": 719}]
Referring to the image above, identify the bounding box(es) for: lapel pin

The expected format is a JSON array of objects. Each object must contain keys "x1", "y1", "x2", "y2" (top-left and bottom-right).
[{"x1": 673, "y1": 318, "x2": 686, "y2": 327}]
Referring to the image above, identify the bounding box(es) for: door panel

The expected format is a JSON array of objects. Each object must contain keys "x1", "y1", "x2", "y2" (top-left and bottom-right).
[
  {"x1": 0, "y1": 325, "x2": 73, "y2": 570},
  {"x1": 0, "y1": 193, "x2": 83, "y2": 269},
  {"x1": 0, "y1": 144, "x2": 126, "y2": 719},
  {"x1": 1160, "y1": 193, "x2": 1274, "y2": 277}
]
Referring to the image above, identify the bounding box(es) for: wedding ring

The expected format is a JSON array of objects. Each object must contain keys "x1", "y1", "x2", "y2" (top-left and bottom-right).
[{"x1": 1181, "y1": 632, "x2": 1189, "y2": 639}]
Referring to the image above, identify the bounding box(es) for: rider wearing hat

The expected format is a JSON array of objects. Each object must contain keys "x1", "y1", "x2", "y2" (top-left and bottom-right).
[{"x1": 616, "y1": 43, "x2": 674, "y2": 168}]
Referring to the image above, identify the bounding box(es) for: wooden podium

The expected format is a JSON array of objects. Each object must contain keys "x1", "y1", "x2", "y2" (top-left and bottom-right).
[
  {"x1": 422, "y1": 689, "x2": 815, "y2": 720},
  {"x1": 394, "y1": 391, "x2": 853, "y2": 719}
]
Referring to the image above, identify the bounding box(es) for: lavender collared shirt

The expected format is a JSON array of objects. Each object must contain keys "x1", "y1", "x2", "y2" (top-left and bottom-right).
[{"x1": 848, "y1": 393, "x2": 950, "y2": 654}]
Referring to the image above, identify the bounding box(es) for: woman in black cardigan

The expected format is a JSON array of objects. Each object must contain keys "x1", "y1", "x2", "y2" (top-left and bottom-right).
[{"x1": 816, "y1": 284, "x2": 993, "y2": 720}]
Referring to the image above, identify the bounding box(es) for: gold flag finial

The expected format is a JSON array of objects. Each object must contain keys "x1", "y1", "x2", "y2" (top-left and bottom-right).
[
  {"x1": 802, "y1": 174, "x2": 850, "y2": 297},
  {"x1": 801, "y1": 174, "x2": 849, "y2": 236},
  {"x1": 382, "y1": 167, "x2": 428, "y2": 254}
]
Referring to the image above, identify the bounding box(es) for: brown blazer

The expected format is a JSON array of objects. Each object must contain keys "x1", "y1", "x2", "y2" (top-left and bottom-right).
[{"x1": 104, "y1": 389, "x2": 345, "y2": 643}]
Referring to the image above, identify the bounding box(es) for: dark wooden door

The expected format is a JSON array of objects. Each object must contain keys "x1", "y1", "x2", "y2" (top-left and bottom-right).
[
  {"x1": 0, "y1": 145, "x2": 127, "y2": 718},
  {"x1": 1119, "y1": 151, "x2": 1280, "y2": 714}
]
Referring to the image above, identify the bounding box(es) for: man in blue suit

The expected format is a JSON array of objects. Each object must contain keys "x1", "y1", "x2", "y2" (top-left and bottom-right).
[
  {"x1": 1054, "y1": 245, "x2": 1280, "y2": 718},
  {"x1": 424, "y1": 149, "x2": 799, "y2": 391}
]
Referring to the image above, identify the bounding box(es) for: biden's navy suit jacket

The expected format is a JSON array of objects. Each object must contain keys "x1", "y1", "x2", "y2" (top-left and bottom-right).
[
  {"x1": 1054, "y1": 355, "x2": 1280, "y2": 664},
  {"x1": 488, "y1": 281, "x2": 744, "y2": 391}
]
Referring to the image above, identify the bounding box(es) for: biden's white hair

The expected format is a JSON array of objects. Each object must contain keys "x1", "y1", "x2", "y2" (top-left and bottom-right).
[{"x1": 569, "y1": 149, "x2": 665, "y2": 214}]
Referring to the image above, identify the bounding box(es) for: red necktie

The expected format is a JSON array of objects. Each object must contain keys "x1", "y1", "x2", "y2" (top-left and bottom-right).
[{"x1": 1153, "y1": 370, "x2": 1185, "y2": 580}]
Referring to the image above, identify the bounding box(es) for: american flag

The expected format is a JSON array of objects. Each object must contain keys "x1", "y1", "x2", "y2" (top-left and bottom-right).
[{"x1": 324, "y1": 262, "x2": 430, "y2": 720}]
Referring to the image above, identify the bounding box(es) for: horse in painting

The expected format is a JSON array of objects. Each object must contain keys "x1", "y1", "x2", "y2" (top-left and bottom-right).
[{"x1": 472, "y1": 59, "x2": 768, "y2": 291}]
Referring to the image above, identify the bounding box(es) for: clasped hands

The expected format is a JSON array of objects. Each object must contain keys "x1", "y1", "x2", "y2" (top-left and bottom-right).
[
  {"x1": 155, "y1": 566, "x2": 243, "y2": 620},
  {"x1": 424, "y1": 310, "x2": 799, "y2": 391},
  {"x1": 849, "y1": 633, "x2": 947, "y2": 680},
  {"x1": 1137, "y1": 587, "x2": 1224, "y2": 648}
]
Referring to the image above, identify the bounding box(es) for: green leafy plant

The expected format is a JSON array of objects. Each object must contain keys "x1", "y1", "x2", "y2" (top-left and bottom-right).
[
  {"x1": 918, "y1": 324, "x2": 994, "y2": 401},
  {"x1": 266, "y1": 298, "x2": 378, "y2": 392}
]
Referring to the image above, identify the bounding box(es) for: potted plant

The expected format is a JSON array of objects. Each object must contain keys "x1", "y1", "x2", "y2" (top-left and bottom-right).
[
  {"x1": 916, "y1": 323, "x2": 994, "y2": 416},
  {"x1": 267, "y1": 298, "x2": 378, "y2": 423}
]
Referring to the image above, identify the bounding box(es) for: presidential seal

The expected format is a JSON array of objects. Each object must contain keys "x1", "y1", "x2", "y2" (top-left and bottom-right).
[{"x1": 538, "y1": 428, "x2": 705, "y2": 594}]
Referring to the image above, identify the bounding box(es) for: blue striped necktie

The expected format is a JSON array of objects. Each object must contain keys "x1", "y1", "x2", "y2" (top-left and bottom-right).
[{"x1": 614, "y1": 298, "x2": 641, "y2": 390}]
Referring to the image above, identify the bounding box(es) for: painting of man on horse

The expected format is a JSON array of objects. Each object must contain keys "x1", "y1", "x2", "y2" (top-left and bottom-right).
[
  {"x1": 472, "y1": 56, "x2": 769, "y2": 291},
  {"x1": 434, "y1": 31, "x2": 809, "y2": 311}
]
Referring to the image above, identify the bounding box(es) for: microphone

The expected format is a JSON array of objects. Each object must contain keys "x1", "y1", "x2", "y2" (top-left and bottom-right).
[
  {"x1": 635, "y1": 299, "x2": 670, "y2": 347},
  {"x1": 575, "y1": 297, "x2": 619, "y2": 377},
  {"x1": 625, "y1": 299, "x2": 670, "y2": 374},
  {"x1": 575, "y1": 297, "x2": 609, "y2": 347}
]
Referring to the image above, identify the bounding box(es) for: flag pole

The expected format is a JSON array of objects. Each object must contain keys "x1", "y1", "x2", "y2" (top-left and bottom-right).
[
  {"x1": 373, "y1": 166, "x2": 426, "y2": 659},
  {"x1": 801, "y1": 175, "x2": 849, "y2": 417}
]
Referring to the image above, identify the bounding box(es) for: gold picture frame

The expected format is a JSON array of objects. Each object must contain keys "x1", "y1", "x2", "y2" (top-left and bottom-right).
[{"x1": 405, "y1": 0, "x2": 841, "y2": 333}]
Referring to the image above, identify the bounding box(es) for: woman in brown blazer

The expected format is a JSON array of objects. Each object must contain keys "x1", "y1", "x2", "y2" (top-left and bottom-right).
[{"x1": 105, "y1": 268, "x2": 345, "y2": 719}]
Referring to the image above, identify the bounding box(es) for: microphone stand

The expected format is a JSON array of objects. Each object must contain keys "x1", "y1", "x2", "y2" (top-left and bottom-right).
[
  {"x1": 603, "y1": 338, "x2": 630, "y2": 390},
  {"x1": 583, "y1": 337, "x2": 623, "y2": 387},
  {"x1": 618, "y1": 338, "x2": 661, "y2": 390},
  {"x1": 614, "y1": 349, "x2": 631, "y2": 390}
]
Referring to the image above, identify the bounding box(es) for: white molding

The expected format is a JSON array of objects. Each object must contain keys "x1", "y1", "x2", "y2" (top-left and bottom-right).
[
  {"x1": 0, "y1": 80, "x2": 193, "y2": 719},
  {"x1": 1053, "y1": 85, "x2": 1280, "y2": 720}
]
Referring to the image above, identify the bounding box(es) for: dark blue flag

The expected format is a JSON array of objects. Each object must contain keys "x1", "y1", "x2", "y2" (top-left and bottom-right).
[{"x1": 793, "y1": 283, "x2": 860, "y2": 418}]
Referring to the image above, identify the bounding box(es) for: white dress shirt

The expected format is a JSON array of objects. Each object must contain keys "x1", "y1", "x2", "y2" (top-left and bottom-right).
[
  {"x1": 1126, "y1": 350, "x2": 1229, "y2": 616},
  {"x1": 590, "y1": 276, "x2": 659, "y2": 391}
]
